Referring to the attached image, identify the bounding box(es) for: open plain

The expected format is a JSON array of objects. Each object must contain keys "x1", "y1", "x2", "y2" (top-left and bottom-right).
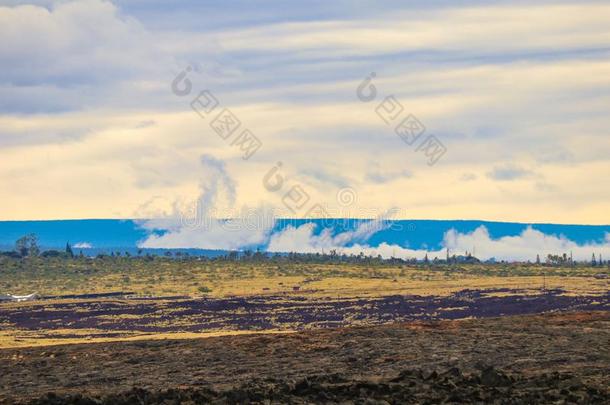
[{"x1": 1, "y1": 258, "x2": 609, "y2": 403}]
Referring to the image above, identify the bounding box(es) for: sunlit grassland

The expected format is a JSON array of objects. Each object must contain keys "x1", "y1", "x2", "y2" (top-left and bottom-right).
[
  {"x1": 1, "y1": 257, "x2": 607, "y2": 298},
  {"x1": 0, "y1": 327, "x2": 293, "y2": 349},
  {"x1": 1, "y1": 257, "x2": 607, "y2": 348}
]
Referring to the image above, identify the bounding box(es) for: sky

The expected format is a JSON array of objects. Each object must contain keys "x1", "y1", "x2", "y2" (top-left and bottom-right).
[{"x1": 1, "y1": 0, "x2": 609, "y2": 226}]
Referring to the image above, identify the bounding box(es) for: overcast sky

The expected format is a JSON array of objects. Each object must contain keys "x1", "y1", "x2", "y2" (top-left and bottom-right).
[{"x1": 1, "y1": 0, "x2": 609, "y2": 224}]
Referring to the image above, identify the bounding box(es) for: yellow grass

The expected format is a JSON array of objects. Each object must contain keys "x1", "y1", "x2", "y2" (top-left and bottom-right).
[
  {"x1": 1, "y1": 260, "x2": 607, "y2": 299},
  {"x1": 0, "y1": 328, "x2": 294, "y2": 349},
  {"x1": 1, "y1": 260, "x2": 607, "y2": 349}
]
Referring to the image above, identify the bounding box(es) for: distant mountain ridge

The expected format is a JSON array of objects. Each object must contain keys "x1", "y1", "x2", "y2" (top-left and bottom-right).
[{"x1": 0, "y1": 219, "x2": 608, "y2": 252}]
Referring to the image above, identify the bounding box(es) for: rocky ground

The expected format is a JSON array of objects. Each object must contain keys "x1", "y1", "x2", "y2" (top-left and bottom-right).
[{"x1": 1, "y1": 311, "x2": 608, "y2": 404}]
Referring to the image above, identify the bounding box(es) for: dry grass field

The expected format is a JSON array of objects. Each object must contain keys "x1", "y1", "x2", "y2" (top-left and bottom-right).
[
  {"x1": 1, "y1": 257, "x2": 608, "y2": 349},
  {"x1": 1, "y1": 256, "x2": 608, "y2": 298},
  {"x1": 1, "y1": 257, "x2": 609, "y2": 403}
]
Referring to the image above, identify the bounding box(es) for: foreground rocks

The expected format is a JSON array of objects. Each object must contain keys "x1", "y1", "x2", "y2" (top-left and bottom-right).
[
  {"x1": 27, "y1": 367, "x2": 609, "y2": 404},
  {"x1": 1, "y1": 311, "x2": 609, "y2": 404}
]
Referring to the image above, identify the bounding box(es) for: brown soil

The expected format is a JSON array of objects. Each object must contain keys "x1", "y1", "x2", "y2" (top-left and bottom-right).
[{"x1": 1, "y1": 311, "x2": 609, "y2": 404}]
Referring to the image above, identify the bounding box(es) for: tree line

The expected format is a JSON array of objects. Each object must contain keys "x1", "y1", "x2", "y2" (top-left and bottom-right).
[{"x1": 2, "y1": 234, "x2": 608, "y2": 267}]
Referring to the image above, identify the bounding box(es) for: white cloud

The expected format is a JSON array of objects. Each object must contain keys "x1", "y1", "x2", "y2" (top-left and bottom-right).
[
  {"x1": 73, "y1": 242, "x2": 92, "y2": 248},
  {"x1": 487, "y1": 164, "x2": 533, "y2": 181},
  {"x1": 217, "y1": 4, "x2": 610, "y2": 57},
  {"x1": 440, "y1": 226, "x2": 610, "y2": 262},
  {"x1": 266, "y1": 224, "x2": 610, "y2": 262},
  {"x1": 267, "y1": 214, "x2": 393, "y2": 254},
  {"x1": 0, "y1": 1, "x2": 156, "y2": 84},
  {"x1": 0, "y1": 0, "x2": 219, "y2": 114}
]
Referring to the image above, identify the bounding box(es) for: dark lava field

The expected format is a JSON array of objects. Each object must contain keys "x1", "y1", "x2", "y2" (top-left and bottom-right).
[
  {"x1": 1, "y1": 311, "x2": 608, "y2": 404},
  {"x1": 1, "y1": 288, "x2": 608, "y2": 338}
]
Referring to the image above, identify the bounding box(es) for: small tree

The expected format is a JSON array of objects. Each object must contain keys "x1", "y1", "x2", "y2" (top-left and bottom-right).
[
  {"x1": 29, "y1": 234, "x2": 40, "y2": 256},
  {"x1": 14, "y1": 234, "x2": 40, "y2": 257},
  {"x1": 65, "y1": 242, "x2": 74, "y2": 258},
  {"x1": 15, "y1": 236, "x2": 29, "y2": 256}
]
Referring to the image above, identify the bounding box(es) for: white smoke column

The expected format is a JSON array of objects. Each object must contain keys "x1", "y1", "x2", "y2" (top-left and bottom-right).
[
  {"x1": 138, "y1": 155, "x2": 274, "y2": 250},
  {"x1": 197, "y1": 154, "x2": 236, "y2": 218}
]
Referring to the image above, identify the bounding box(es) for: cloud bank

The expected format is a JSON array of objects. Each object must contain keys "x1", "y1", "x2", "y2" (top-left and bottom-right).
[
  {"x1": 132, "y1": 152, "x2": 609, "y2": 261},
  {"x1": 139, "y1": 206, "x2": 610, "y2": 262},
  {"x1": 321, "y1": 226, "x2": 610, "y2": 262}
]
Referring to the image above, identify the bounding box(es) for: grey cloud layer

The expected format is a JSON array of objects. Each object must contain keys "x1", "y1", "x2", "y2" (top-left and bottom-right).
[{"x1": 1, "y1": 0, "x2": 609, "y2": 223}]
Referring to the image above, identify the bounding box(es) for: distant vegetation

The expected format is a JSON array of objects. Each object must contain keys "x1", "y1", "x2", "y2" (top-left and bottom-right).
[
  {"x1": 0, "y1": 234, "x2": 608, "y2": 299},
  {"x1": 2, "y1": 234, "x2": 608, "y2": 267}
]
